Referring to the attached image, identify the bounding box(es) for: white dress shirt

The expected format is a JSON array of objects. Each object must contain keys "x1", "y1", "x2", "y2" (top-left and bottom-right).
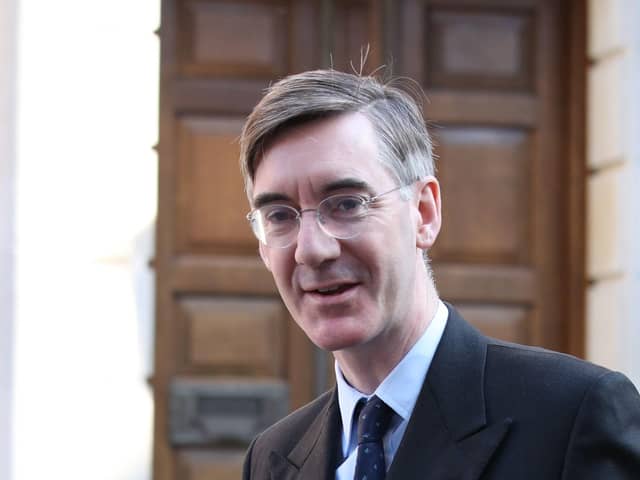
[{"x1": 335, "y1": 300, "x2": 449, "y2": 479}]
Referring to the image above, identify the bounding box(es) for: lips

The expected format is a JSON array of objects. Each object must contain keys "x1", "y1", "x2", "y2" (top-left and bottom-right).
[
  {"x1": 315, "y1": 283, "x2": 356, "y2": 295},
  {"x1": 303, "y1": 281, "x2": 359, "y2": 297}
]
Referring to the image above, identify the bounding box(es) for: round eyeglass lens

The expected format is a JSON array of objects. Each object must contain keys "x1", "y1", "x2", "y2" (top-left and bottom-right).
[
  {"x1": 318, "y1": 194, "x2": 369, "y2": 239},
  {"x1": 255, "y1": 205, "x2": 299, "y2": 247}
]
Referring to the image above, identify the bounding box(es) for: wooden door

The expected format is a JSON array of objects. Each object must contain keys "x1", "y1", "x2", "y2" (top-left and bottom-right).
[{"x1": 153, "y1": 0, "x2": 584, "y2": 478}]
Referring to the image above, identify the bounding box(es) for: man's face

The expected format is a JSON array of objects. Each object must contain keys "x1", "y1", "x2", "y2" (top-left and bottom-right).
[{"x1": 251, "y1": 112, "x2": 438, "y2": 353}]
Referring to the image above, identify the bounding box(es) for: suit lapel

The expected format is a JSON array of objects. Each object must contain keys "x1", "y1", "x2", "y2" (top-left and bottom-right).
[
  {"x1": 388, "y1": 305, "x2": 512, "y2": 480},
  {"x1": 268, "y1": 389, "x2": 342, "y2": 480}
]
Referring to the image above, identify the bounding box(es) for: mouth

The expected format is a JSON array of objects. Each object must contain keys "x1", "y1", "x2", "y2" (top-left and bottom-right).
[
  {"x1": 305, "y1": 282, "x2": 359, "y2": 298},
  {"x1": 315, "y1": 284, "x2": 355, "y2": 295}
]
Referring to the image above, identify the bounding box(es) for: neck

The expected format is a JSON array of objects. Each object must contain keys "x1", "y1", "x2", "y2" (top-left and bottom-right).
[{"x1": 333, "y1": 278, "x2": 440, "y2": 395}]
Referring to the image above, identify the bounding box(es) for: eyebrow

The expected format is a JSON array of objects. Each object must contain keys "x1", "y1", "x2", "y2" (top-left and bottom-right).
[
  {"x1": 321, "y1": 178, "x2": 371, "y2": 195},
  {"x1": 252, "y1": 192, "x2": 292, "y2": 209},
  {"x1": 252, "y1": 177, "x2": 373, "y2": 209}
]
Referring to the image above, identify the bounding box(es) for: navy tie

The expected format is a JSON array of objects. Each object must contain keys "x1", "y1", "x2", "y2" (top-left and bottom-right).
[{"x1": 354, "y1": 396, "x2": 393, "y2": 480}]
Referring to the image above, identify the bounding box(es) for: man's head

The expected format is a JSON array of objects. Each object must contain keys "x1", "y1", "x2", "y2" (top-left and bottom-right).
[
  {"x1": 239, "y1": 70, "x2": 441, "y2": 356},
  {"x1": 240, "y1": 69, "x2": 435, "y2": 197}
]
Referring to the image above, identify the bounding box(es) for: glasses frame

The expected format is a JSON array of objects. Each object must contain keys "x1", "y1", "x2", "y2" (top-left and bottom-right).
[{"x1": 246, "y1": 183, "x2": 409, "y2": 248}]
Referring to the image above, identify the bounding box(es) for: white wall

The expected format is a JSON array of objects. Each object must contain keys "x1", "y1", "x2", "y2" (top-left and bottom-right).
[
  {"x1": 11, "y1": 1, "x2": 160, "y2": 479},
  {"x1": 0, "y1": 0, "x2": 17, "y2": 478},
  {"x1": 586, "y1": 0, "x2": 640, "y2": 388}
]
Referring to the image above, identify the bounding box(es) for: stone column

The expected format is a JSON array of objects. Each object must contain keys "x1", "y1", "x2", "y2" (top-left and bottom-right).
[
  {"x1": 0, "y1": 0, "x2": 17, "y2": 477},
  {"x1": 586, "y1": 0, "x2": 640, "y2": 387}
]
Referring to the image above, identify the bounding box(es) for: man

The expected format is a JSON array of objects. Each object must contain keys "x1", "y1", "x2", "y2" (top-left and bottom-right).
[{"x1": 239, "y1": 69, "x2": 640, "y2": 479}]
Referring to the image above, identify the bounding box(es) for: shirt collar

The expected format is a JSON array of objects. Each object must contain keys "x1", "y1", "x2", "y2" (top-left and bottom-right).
[{"x1": 335, "y1": 300, "x2": 449, "y2": 449}]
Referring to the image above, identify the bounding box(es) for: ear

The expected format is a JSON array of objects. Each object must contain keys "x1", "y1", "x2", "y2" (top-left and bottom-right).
[
  {"x1": 258, "y1": 242, "x2": 272, "y2": 271},
  {"x1": 415, "y1": 176, "x2": 442, "y2": 250}
]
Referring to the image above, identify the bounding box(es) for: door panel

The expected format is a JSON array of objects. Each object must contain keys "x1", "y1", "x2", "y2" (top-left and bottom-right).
[
  {"x1": 155, "y1": 2, "x2": 319, "y2": 478},
  {"x1": 176, "y1": 296, "x2": 286, "y2": 375},
  {"x1": 176, "y1": 117, "x2": 253, "y2": 254},
  {"x1": 177, "y1": 451, "x2": 244, "y2": 480},
  {"x1": 414, "y1": 0, "x2": 566, "y2": 351},
  {"x1": 331, "y1": 0, "x2": 383, "y2": 70},
  {"x1": 154, "y1": 0, "x2": 581, "y2": 477},
  {"x1": 436, "y1": 127, "x2": 532, "y2": 265},
  {"x1": 426, "y1": 7, "x2": 535, "y2": 91},
  {"x1": 178, "y1": 1, "x2": 290, "y2": 77},
  {"x1": 457, "y1": 304, "x2": 530, "y2": 344}
]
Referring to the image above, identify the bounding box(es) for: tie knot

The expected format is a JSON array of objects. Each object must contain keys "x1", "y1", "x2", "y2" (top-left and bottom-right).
[{"x1": 357, "y1": 396, "x2": 393, "y2": 444}]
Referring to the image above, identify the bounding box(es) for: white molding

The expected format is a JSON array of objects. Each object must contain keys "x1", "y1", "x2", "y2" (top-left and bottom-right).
[
  {"x1": 0, "y1": 0, "x2": 17, "y2": 477},
  {"x1": 626, "y1": 4, "x2": 640, "y2": 386},
  {"x1": 12, "y1": 2, "x2": 158, "y2": 478},
  {"x1": 586, "y1": 0, "x2": 640, "y2": 389}
]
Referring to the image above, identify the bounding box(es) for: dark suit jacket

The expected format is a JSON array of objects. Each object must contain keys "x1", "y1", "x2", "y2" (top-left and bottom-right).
[{"x1": 243, "y1": 305, "x2": 640, "y2": 479}]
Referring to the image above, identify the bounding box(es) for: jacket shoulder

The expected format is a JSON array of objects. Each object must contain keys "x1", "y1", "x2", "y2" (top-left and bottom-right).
[
  {"x1": 486, "y1": 339, "x2": 611, "y2": 385},
  {"x1": 482, "y1": 337, "x2": 638, "y2": 424}
]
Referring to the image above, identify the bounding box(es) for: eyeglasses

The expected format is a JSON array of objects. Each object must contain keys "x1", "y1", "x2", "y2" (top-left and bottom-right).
[{"x1": 246, "y1": 184, "x2": 408, "y2": 248}]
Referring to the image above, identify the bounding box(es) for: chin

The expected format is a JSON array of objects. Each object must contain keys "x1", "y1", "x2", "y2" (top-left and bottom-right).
[{"x1": 308, "y1": 323, "x2": 371, "y2": 353}]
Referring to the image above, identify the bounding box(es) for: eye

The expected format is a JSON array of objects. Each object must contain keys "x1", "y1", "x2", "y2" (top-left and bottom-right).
[
  {"x1": 263, "y1": 205, "x2": 297, "y2": 224},
  {"x1": 324, "y1": 195, "x2": 366, "y2": 219},
  {"x1": 336, "y1": 196, "x2": 361, "y2": 211}
]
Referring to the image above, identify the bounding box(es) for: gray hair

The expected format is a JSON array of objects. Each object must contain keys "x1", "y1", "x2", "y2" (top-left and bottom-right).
[{"x1": 239, "y1": 69, "x2": 435, "y2": 195}]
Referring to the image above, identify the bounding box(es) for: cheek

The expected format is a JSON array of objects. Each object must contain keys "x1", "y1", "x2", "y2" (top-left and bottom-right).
[
  {"x1": 259, "y1": 250, "x2": 271, "y2": 271},
  {"x1": 374, "y1": 217, "x2": 416, "y2": 286},
  {"x1": 265, "y1": 251, "x2": 295, "y2": 288}
]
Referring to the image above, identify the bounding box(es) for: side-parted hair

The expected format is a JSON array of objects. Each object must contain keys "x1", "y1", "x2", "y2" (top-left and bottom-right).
[{"x1": 239, "y1": 69, "x2": 435, "y2": 197}]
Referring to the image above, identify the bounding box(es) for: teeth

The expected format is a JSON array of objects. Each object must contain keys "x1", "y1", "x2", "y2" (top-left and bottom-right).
[{"x1": 317, "y1": 286, "x2": 341, "y2": 294}]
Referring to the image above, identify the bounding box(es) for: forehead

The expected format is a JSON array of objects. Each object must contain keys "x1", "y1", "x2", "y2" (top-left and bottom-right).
[{"x1": 251, "y1": 112, "x2": 395, "y2": 202}]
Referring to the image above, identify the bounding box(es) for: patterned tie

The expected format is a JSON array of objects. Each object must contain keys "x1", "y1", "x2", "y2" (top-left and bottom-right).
[{"x1": 354, "y1": 396, "x2": 393, "y2": 480}]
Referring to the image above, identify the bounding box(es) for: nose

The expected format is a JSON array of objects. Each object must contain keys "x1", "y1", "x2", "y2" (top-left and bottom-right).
[{"x1": 294, "y1": 211, "x2": 340, "y2": 266}]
